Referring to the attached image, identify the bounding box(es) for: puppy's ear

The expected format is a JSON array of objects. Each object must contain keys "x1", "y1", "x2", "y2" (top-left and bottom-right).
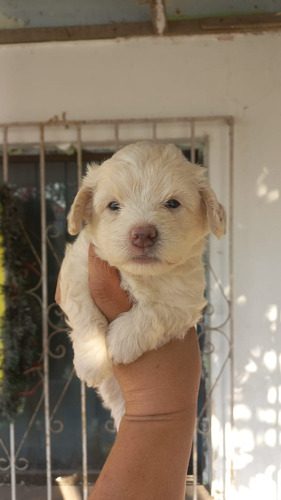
[
  {"x1": 200, "y1": 185, "x2": 226, "y2": 239},
  {"x1": 67, "y1": 186, "x2": 93, "y2": 235}
]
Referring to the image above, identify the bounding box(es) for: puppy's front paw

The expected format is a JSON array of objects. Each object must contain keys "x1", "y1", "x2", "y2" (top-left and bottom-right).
[
  {"x1": 107, "y1": 332, "x2": 143, "y2": 365},
  {"x1": 72, "y1": 336, "x2": 112, "y2": 387},
  {"x1": 107, "y1": 315, "x2": 145, "y2": 364}
]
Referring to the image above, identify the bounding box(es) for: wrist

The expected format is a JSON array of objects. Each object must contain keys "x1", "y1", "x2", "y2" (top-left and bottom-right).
[{"x1": 113, "y1": 330, "x2": 201, "y2": 419}]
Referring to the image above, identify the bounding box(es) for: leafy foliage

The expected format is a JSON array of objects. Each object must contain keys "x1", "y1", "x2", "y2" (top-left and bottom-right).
[{"x1": 0, "y1": 185, "x2": 41, "y2": 423}]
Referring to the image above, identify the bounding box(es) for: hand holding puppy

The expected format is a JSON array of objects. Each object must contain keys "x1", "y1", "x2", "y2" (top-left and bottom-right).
[
  {"x1": 88, "y1": 242, "x2": 201, "y2": 416},
  {"x1": 86, "y1": 244, "x2": 202, "y2": 500}
]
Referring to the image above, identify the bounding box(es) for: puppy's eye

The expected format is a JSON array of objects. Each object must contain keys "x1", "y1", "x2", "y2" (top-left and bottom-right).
[
  {"x1": 165, "y1": 199, "x2": 181, "y2": 209},
  {"x1": 108, "y1": 201, "x2": 121, "y2": 211}
]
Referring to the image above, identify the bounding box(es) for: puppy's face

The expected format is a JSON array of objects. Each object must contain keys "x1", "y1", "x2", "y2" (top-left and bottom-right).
[{"x1": 68, "y1": 142, "x2": 226, "y2": 276}]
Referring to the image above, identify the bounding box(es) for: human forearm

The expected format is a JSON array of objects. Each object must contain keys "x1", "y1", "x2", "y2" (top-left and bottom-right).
[
  {"x1": 89, "y1": 330, "x2": 201, "y2": 500},
  {"x1": 90, "y1": 414, "x2": 193, "y2": 500}
]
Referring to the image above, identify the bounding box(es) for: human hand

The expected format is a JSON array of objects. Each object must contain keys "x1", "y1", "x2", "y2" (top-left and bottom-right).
[
  {"x1": 57, "y1": 246, "x2": 201, "y2": 421},
  {"x1": 57, "y1": 245, "x2": 201, "y2": 418},
  {"x1": 88, "y1": 244, "x2": 201, "y2": 418},
  {"x1": 88, "y1": 248, "x2": 201, "y2": 500}
]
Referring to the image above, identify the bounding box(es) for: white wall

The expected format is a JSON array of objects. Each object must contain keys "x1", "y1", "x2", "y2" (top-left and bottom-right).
[{"x1": 1, "y1": 32, "x2": 281, "y2": 499}]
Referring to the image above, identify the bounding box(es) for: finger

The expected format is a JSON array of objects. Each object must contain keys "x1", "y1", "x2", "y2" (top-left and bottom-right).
[
  {"x1": 88, "y1": 244, "x2": 120, "y2": 296},
  {"x1": 88, "y1": 244, "x2": 132, "y2": 322}
]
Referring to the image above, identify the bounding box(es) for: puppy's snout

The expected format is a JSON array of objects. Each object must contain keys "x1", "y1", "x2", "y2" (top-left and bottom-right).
[{"x1": 129, "y1": 224, "x2": 158, "y2": 248}]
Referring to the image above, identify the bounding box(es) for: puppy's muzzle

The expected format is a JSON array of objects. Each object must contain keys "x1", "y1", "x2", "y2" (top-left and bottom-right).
[{"x1": 129, "y1": 224, "x2": 158, "y2": 249}]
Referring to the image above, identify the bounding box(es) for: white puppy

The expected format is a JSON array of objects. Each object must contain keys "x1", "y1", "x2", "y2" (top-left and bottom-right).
[{"x1": 59, "y1": 141, "x2": 226, "y2": 429}]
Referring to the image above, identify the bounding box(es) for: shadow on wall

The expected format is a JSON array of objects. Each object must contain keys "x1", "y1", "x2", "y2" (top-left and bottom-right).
[
  {"x1": 231, "y1": 299, "x2": 280, "y2": 500},
  {"x1": 256, "y1": 167, "x2": 280, "y2": 204}
]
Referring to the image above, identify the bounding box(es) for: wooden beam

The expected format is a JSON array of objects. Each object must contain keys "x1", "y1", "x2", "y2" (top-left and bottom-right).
[
  {"x1": 202, "y1": 12, "x2": 281, "y2": 31},
  {"x1": 0, "y1": 22, "x2": 154, "y2": 44},
  {"x1": 169, "y1": 13, "x2": 281, "y2": 36},
  {"x1": 1, "y1": 13, "x2": 281, "y2": 45}
]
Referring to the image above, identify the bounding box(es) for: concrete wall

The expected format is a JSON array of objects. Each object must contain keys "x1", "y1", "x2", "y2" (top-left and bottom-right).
[{"x1": 1, "y1": 31, "x2": 281, "y2": 499}]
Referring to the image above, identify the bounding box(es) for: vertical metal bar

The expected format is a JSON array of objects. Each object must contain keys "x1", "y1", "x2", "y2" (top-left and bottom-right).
[
  {"x1": 190, "y1": 119, "x2": 197, "y2": 500},
  {"x1": 191, "y1": 120, "x2": 196, "y2": 164},
  {"x1": 3, "y1": 126, "x2": 8, "y2": 183},
  {"x1": 228, "y1": 118, "x2": 235, "y2": 493},
  {"x1": 3, "y1": 127, "x2": 17, "y2": 500},
  {"x1": 152, "y1": 121, "x2": 157, "y2": 141},
  {"x1": 192, "y1": 427, "x2": 198, "y2": 500},
  {"x1": 78, "y1": 123, "x2": 88, "y2": 500},
  {"x1": 81, "y1": 382, "x2": 88, "y2": 500},
  {"x1": 9, "y1": 424, "x2": 16, "y2": 500},
  {"x1": 114, "y1": 123, "x2": 119, "y2": 151},
  {"x1": 40, "y1": 125, "x2": 52, "y2": 500},
  {"x1": 77, "y1": 125, "x2": 83, "y2": 188}
]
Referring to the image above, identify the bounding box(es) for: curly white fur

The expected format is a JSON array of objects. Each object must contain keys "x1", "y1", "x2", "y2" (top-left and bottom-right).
[{"x1": 59, "y1": 141, "x2": 226, "y2": 430}]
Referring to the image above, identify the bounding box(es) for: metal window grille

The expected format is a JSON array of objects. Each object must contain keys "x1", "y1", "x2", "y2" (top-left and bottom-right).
[{"x1": 0, "y1": 116, "x2": 234, "y2": 500}]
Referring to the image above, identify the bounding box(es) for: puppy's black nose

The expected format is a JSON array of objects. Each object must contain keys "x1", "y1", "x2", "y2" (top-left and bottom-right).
[{"x1": 129, "y1": 224, "x2": 158, "y2": 248}]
